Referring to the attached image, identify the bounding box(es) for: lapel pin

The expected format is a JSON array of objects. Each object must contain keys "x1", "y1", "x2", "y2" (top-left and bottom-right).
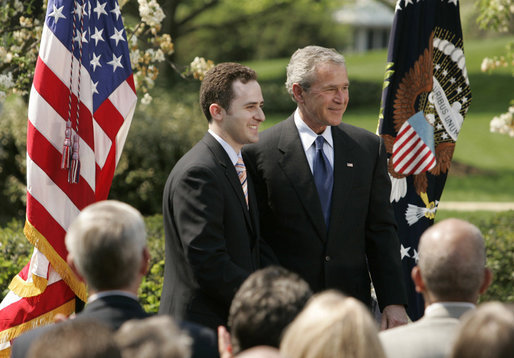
[{"x1": 347, "y1": 163, "x2": 354, "y2": 167}]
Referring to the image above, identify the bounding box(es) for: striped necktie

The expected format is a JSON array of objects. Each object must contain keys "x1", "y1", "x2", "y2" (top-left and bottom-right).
[{"x1": 235, "y1": 155, "x2": 249, "y2": 208}]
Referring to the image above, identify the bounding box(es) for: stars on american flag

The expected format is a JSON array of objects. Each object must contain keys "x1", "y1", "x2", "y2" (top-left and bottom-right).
[
  {"x1": 46, "y1": 0, "x2": 132, "y2": 110},
  {"x1": 93, "y1": 1, "x2": 108, "y2": 19},
  {"x1": 73, "y1": 2, "x2": 87, "y2": 18},
  {"x1": 91, "y1": 27, "x2": 104, "y2": 45},
  {"x1": 73, "y1": 29, "x2": 88, "y2": 44},
  {"x1": 412, "y1": 249, "x2": 419, "y2": 263},
  {"x1": 401, "y1": 244, "x2": 411, "y2": 260},
  {"x1": 111, "y1": 2, "x2": 121, "y2": 20},
  {"x1": 110, "y1": 27, "x2": 126, "y2": 46},
  {"x1": 401, "y1": 244, "x2": 419, "y2": 263},
  {"x1": 48, "y1": 4, "x2": 66, "y2": 23},
  {"x1": 107, "y1": 53, "x2": 124, "y2": 72},
  {"x1": 396, "y1": 0, "x2": 458, "y2": 13},
  {"x1": 90, "y1": 53, "x2": 101, "y2": 71},
  {"x1": 91, "y1": 80, "x2": 99, "y2": 94}
]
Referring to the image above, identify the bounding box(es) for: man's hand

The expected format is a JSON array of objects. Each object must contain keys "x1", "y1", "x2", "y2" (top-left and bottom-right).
[{"x1": 380, "y1": 304, "x2": 408, "y2": 330}]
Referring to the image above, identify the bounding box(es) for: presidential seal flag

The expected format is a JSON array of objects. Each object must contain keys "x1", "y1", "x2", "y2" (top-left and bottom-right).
[
  {"x1": 378, "y1": 0, "x2": 471, "y2": 321},
  {"x1": 0, "y1": 0, "x2": 136, "y2": 355}
]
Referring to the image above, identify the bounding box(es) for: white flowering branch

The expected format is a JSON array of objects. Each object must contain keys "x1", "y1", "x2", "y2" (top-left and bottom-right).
[
  {"x1": 0, "y1": 0, "x2": 214, "y2": 106},
  {"x1": 476, "y1": 0, "x2": 513, "y2": 137}
]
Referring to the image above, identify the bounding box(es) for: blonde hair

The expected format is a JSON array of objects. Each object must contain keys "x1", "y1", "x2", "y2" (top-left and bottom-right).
[
  {"x1": 280, "y1": 290, "x2": 385, "y2": 358},
  {"x1": 450, "y1": 302, "x2": 514, "y2": 358}
]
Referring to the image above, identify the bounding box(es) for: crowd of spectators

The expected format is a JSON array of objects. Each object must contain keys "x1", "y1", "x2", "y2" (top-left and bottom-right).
[{"x1": 10, "y1": 201, "x2": 512, "y2": 358}]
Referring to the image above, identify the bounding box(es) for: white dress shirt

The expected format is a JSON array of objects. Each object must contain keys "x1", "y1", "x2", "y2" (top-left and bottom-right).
[{"x1": 293, "y1": 108, "x2": 334, "y2": 173}]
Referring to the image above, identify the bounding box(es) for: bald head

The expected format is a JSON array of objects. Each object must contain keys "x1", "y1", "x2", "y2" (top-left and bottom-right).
[{"x1": 416, "y1": 218, "x2": 489, "y2": 302}]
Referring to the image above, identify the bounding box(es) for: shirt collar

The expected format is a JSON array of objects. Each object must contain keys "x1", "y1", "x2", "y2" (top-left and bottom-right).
[
  {"x1": 208, "y1": 129, "x2": 240, "y2": 165},
  {"x1": 293, "y1": 108, "x2": 333, "y2": 151},
  {"x1": 425, "y1": 302, "x2": 476, "y2": 315},
  {"x1": 88, "y1": 290, "x2": 139, "y2": 304}
]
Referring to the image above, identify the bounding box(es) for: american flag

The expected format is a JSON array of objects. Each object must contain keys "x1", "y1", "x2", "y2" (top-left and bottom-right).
[
  {"x1": 392, "y1": 111, "x2": 436, "y2": 175},
  {"x1": 378, "y1": 0, "x2": 471, "y2": 320},
  {"x1": 0, "y1": 0, "x2": 136, "y2": 354}
]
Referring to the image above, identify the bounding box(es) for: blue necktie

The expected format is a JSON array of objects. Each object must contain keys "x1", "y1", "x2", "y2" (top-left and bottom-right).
[{"x1": 313, "y1": 136, "x2": 333, "y2": 227}]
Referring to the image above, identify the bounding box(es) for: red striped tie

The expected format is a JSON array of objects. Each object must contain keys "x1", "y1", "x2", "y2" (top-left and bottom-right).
[{"x1": 235, "y1": 155, "x2": 249, "y2": 208}]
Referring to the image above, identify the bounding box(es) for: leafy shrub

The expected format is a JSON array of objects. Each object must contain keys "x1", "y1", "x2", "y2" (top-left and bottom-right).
[
  {"x1": 0, "y1": 97, "x2": 28, "y2": 224},
  {"x1": 259, "y1": 79, "x2": 295, "y2": 114},
  {"x1": 0, "y1": 81, "x2": 206, "y2": 220},
  {"x1": 478, "y1": 211, "x2": 514, "y2": 303},
  {"x1": 2, "y1": 211, "x2": 513, "y2": 312},
  {"x1": 0, "y1": 220, "x2": 32, "y2": 298},
  {"x1": 108, "y1": 83, "x2": 205, "y2": 216},
  {"x1": 259, "y1": 77, "x2": 382, "y2": 116},
  {"x1": 0, "y1": 215, "x2": 165, "y2": 312},
  {"x1": 139, "y1": 214, "x2": 166, "y2": 313}
]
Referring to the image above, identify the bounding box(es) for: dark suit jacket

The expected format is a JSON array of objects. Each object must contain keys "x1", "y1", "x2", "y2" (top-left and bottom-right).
[
  {"x1": 159, "y1": 132, "x2": 275, "y2": 330},
  {"x1": 11, "y1": 295, "x2": 219, "y2": 358},
  {"x1": 10, "y1": 295, "x2": 148, "y2": 358},
  {"x1": 243, "y1": 116, "x2": 407, "y2": 310}
]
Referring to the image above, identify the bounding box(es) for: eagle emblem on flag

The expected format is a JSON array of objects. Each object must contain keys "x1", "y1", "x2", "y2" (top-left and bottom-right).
[
  {"x1": 378, "y1": 0, "x2": 472, "y2": 321},
  {"x1": 382, "y1": 30, "x2": 472, "y2": 205}
]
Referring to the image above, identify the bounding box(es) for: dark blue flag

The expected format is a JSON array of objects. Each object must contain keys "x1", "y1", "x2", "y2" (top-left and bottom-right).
[{"x1": 378, "y1": 0, "x2": 472, "y2": 321}]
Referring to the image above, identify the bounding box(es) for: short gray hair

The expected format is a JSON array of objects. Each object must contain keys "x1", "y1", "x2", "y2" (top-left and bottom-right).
[
  {"x1": 418, "y1": 219, "x2": 486, "y2": 301},
  {"x1": 285, "y1": 45, "x2": 346, "y2": 100},
  {"x1": 65, "y1": 200, "x2": 147, "y2": 291}
]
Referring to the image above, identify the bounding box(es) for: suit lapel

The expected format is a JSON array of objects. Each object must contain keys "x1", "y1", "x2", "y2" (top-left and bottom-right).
[
  {"x1": 328, "y1": 124, "x2": 356, "y2": 238},
  {"x1": 277, "y1": 117, "x2": 327, "y2": 240},
  {"x1": 203, "y1": 133, "x2": 254, "y2": 234},
  {"x1": 247, "y1": 174, "x2": 261, "y2": 245}
]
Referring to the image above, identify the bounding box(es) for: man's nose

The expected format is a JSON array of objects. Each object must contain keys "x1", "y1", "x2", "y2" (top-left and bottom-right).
[
  {"x1": 335, "y1": 88, "x2": 348, "y2": 103},
  {"x1": 255, "y1": 107, "x2": 265, "y2": 122}
]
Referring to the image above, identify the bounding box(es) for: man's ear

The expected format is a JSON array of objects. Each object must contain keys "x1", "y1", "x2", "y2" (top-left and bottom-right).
[
  {"x1": 411, "y1": 266, "x2": 425, "y2": 294},
  {"x1": 292, "y1": 83, "x2": 305, "y2": 103},
  {"x1": 140, "y1": 247, "x2": 151, "y2": 276},
  {"x1": 67, "y1": 254, "x2": 85, "y2": 283},
  {"x1": 479, "y1": 267, "x2": 493, "y2": 295},
  {"x1": 209, "y1": 103, "x2": 225, "y2": 122}
]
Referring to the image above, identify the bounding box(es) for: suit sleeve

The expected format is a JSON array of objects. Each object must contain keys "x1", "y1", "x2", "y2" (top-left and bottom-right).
[
  {"x1": 365, "y1": 137, "x2": 408, "y2": 310},
  {"x1": 172, "y1": 165, "x2": 250, "y2": 306}
]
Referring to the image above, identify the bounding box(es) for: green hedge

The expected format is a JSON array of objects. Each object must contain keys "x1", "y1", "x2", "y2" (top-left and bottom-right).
[
  {"x1": 258, "y1": 77, "x2": 383, "y2": 115},
  {"x1": 2, "y1": 211, "x2": 512, "y2": 312}
]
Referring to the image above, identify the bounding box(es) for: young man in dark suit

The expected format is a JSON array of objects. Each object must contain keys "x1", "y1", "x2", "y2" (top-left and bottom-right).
[
  {"x1": 243, "y1": 46, "x2": 408, "y2": 329},
  {"x1": 159, "y1": 63, "x2": 276, "y2": 330}
]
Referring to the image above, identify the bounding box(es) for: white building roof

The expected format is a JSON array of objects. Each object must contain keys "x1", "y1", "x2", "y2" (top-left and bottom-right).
[{"x1": 334, "y1": 0, "x2": 394, "y2": 28}]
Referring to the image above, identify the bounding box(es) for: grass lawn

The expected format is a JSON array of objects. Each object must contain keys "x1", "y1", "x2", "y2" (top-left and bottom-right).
[
  {"x1": 253, "y1": 35, "x2": 514, "y2": 202},
  {"x1": 435, "y1": 210, "x2": 507, "y2": 223}
]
